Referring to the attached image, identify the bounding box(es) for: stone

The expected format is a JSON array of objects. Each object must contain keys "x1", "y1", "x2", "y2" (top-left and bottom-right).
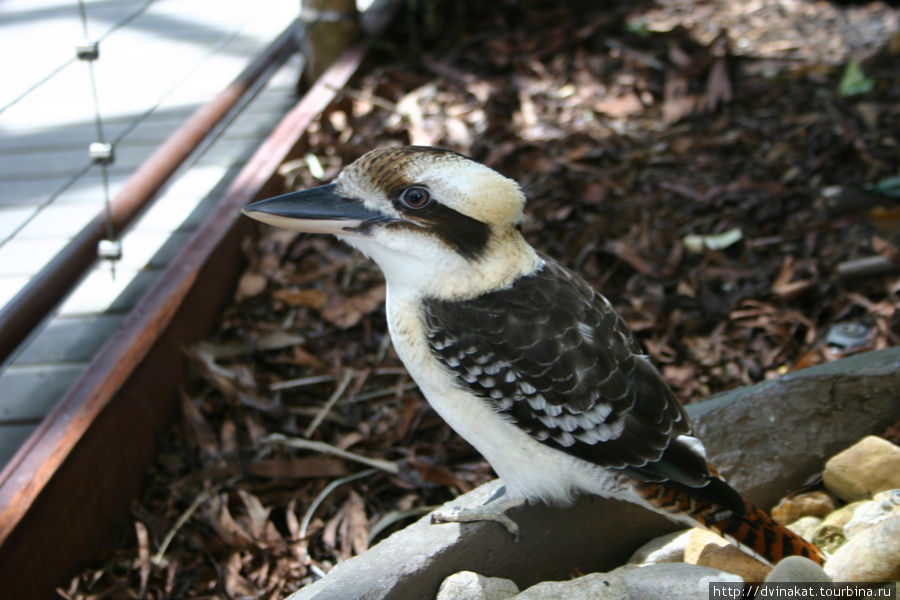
[
  {"x1": 771, "y1": 491, "x2": 836, "y2": 524},
  {"x1": 843, "y1": 490, "x2": 900, "y2": 540},
  {"x1": 819, "y1": 500, "x2": 868, "y2": 530},
  {"x1": 513, "y1": 563, "x2": 743, "y2": 600},
  {"x1": 285, "y1": 349, "x2": 900, "y2": 600},
  {"x1": 812, "y1": 524, "x2": 847, "y2": 556},
  {"x1": 824, "y1": 513, "x2": 900, "y2": 582},
  {"x1": 683, "y1": 528, "x2": 771, "y2": 582},
  {"x1": 512, "y1": 568, "x2": 632, "y2": 600},
  {"x1": 766, "y1": 556, "x2": 831, "y2": 583},
  {"x1": 436, "y1": 571, "x2": 519, "y2": 600},
  {"x1": 627, "y1": 529, "x2": 692, "y2": 565},
  {"x1": 823, "y1": 436, "x2": 900, "y2": 502},
  {"x1": 787, "y1": 516, "x2": 823, "y2": 543},
  {"x1": 812, "y1": 500, "x2": 867, "y2": 554},
  {"x1": 620, "y1": 563, "x2": 743, "y2": 600}
]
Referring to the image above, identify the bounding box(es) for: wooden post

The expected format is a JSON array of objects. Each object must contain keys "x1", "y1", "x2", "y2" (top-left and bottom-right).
[{"x1": 300, "y1": 0, "x2": 361, "y2": 87}]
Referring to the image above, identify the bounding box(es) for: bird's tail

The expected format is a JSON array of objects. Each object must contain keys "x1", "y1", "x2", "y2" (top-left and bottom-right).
[{"x1": 634, "y1": 480, "x2": 826, "y2": 566}]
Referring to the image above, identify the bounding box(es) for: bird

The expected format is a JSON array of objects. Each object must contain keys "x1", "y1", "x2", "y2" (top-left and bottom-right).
[{"x1": 242, "y1": 145, "x2": 825, "y2": 566}]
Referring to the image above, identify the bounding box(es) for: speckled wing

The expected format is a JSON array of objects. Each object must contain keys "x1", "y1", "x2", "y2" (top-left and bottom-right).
[{"x1": 422, "y1": 257, "x2": 712, "y2": 492}]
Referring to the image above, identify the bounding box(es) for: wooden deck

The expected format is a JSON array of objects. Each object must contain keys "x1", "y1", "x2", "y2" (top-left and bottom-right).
[{"x1": 0, "y1": 0, "x2": 300, "y2": 467}]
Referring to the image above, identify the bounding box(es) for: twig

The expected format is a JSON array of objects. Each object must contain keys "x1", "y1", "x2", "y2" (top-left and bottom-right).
[
  {"x1": 324, "y1": 83, "x2": 398, "y2": 112},
  {"x1": 299, "y1": 468, "x2": 381, "y2": 541},
  {"x1": 836, "y1": 255, "x2": 900, "y2": 279},
  {"x1": 270, "y1": 374, "x2": 336, "y2": 391},
  {"x1": 350, "y1": 381, "x2": 418, "y2": 403},
  {"x1": 304, "y1": 370, "x2": 355, "y2": 438},
  {"x1": 368, "y1": 505, "x2": 435, "y2": 542},
  {"x1": 151, "y1": 487, "x2": 213, "y2": 566},
  {"x1": 263, "y1": 433, "x2": 399, "y2": 474},
  {"x1": 605, "y1": 38, "x2": 665, "y2": 70}
]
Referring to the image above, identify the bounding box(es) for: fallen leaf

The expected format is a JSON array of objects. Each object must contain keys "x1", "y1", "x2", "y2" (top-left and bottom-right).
[
  {"x1": 272, "y1": 287, "x2": 328, "y2": 309},
  {"x1": 247, "y1": 456, "x2": 349, "y2": 480},
  {"x1": 236, "y1": 271, "x2": 268, "y2": 300},
  {"x1": 322, "y1": 285, "x2": 386, "y2": 328},
  {"x1": 604, "y1": 240, "x2": 656, "y2": 276}
]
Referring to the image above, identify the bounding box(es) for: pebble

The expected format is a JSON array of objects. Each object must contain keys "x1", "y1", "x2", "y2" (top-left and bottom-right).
[
  {"x1": 627, "y1": 529, "x2": 692, "y2": 565},
  {"x1": 436, "y1": 571, "x2": 519, "y2": 600},
  {"x1": 619, "y1": 563, "x2": 743, "y2": 600},
  {"x1": 823, "y1": 436, "x2": 900, "y2": 502},
  {"x1": 512, "y1": 563, "x2": 742, "y2": 600},
  {"x1": 812, "y1": 500, "x2": 867, "y2": 554},
  {"x1": 766, "y1": 556, "x2": 832, "y2": 583},
  {"x1": 771, "y1": 491, "x2": 835, "y2": 524},
  {"x1": 512, "y1": 568, "x2": 632, "y2": 600},
  {"x1": 683, "y1": 528, "x2": 771, "y2": 582},
  {"x1": 786, "y1": 516, "x2": 822, "y2": 543},
  {"x1": 824, "y1": 512, "x2": 900, "y2": 582},
  {"x1": 842, "y1": 489, "x2": 900, "y2": 540}
]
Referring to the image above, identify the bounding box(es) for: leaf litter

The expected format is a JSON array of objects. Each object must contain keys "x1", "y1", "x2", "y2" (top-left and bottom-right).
[{"x1": 63, "y1": 0, "x2": 899, "y2": 597}]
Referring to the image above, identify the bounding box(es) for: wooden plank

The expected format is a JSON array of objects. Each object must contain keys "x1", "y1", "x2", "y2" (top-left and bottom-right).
[{"x1": 0, "y1": 1, "x2": 400, "y2": 595}]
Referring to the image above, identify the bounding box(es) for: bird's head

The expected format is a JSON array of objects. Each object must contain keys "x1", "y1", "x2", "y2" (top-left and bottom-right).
[{"x1": 242, "y1": 146, "x2": 540, "y2": 296}]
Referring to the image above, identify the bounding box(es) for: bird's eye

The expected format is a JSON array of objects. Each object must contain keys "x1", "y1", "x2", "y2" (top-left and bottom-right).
[{"x1": 399, "y1": 186, "x2": 431, "y2": 210}]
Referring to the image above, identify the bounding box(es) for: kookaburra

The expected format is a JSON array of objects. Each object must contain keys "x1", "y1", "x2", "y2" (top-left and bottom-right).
[{"x1": 242, "y1": 145, "x2": 824, "y2": 565}]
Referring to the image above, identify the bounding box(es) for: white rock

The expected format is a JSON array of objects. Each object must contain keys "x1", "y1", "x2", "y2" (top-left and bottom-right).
[
  {"x1": 766, "y1": 556, "x2": 832, "y2": 583},
  {"x1": 436, "y1": 571, "x2": 519, "y2": 600},
  {"x1": 823, "y1": 436, "x2": 900, "y2": 502},
  {"x1": 843, "y1": 489, "x2": 900, "y2": 540},
  {"x1": 824, "y1": 512, "x2": 900, "y2": 582},
  {"x1": 787, "y1": 516, "x2": 823, "y2": 543},
  {"x1": 628, "y1": 529, "x2": 692, "y2": 565}
]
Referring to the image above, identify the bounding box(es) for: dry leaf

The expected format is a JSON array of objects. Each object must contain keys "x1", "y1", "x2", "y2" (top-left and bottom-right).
[
  {"x1": 604, "y1": 240, "x2": 656, "y2": 276},
  {"x1": 236, "y1": 271, "x2": 268, "y2": 300},
  {"x1": 272, "y1": 287, "x2": 328, "y2": 309},
  {"x1": 224, "y1": 552, "x2": 257, "y2": 597},
  {"x1": 247, "y1": 456, "x2": 349, "y2": 480},
  {"x1": 209, "y1": 494, "x2": 256, "y2": 550},
  {"x1": 238, "y1": 489, "x2": 272, "y2": 541},
  {"x1": 135, "y1": 521, "x2": 151, "y2": 598},
  {"x1": 321, "y1": 285, "x2": 386, "y2": 328}
]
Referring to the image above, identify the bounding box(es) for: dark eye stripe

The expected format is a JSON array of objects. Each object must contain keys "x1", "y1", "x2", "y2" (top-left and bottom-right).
[{"x1": 412, "y1": 202, "x2": 491, "y2": 261}]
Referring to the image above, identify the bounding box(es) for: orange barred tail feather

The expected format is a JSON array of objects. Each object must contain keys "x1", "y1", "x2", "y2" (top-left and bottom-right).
[
  {"x1": 713, "y1": 496, "x2": 826, "y2": 566},
  {"x1": 634, "y1": 481, "x2": 826, "y2": 566}
]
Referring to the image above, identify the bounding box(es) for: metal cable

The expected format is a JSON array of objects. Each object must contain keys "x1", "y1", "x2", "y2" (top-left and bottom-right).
[
  {"x1": 0, "y1": 0, "x2": 157, "y2": 117},
  {"x1": 77, "y1": 0, "x2": 117, "y2": 250},
  {"x1": 0, "y1": 0, "x2": 251, "y2": 250}
]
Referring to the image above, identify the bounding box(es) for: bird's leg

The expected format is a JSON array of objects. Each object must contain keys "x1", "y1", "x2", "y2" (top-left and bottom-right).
[{"x1": 431, "y1": 485, "x2": 526, "y2": 540}]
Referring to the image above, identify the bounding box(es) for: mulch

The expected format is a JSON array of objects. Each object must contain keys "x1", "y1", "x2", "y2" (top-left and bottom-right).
[{"x1": 62, "y1": 1, "x2": 899, "y2": 598}]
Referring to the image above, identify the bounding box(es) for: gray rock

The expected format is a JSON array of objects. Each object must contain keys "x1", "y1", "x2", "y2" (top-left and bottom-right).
[
  {"x1": 686, "y1": 348, "x2": 900, "y2": 509},
  {"x1": 513, "y1": 564, "x2": 742, "y2": 600},
  {"x1": 824, "y1": 512, "x2": 900, "y2": 582},
  {"x1": 766, "y1": 556, "x2": 831, "y2": 583},
  {"x1": 436, "y1": 571, "x2": 519, "y2": 600},
  {"x1": 513, "y1": 568, "x2": 633, "y2": 600},
  {"x1": 620, "y1": 563, "x2": 743, "y2": 600}
]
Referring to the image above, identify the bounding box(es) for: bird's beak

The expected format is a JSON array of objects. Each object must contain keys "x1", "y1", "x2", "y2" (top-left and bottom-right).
[{"x1": 241, "y1": 183, "x2": 389, "y2": 235}]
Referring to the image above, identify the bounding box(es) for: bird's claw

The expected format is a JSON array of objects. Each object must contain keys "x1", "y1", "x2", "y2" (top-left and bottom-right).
[{"x1": 431, "y1": 496, "x2": 524, "y2": 541}]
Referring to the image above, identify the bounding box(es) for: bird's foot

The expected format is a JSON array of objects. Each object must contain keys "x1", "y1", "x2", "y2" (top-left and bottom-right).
[{"x1": 431, "y1": 488, "x2": 525, "y2": 540}]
